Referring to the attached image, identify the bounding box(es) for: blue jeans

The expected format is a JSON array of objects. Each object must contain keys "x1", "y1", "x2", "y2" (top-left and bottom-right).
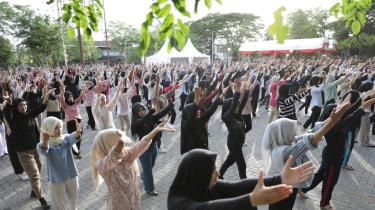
[{"x1": 139, "y1": 143, "x2": 157, "y2": 192}]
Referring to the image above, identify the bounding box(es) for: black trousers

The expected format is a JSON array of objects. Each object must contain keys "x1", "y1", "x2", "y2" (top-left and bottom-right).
[
  {"x1": 47, "y1": 111, "x2": 62, "y2": 119},
  {"x1": 143, "y1": 85, "x2": 148, "y2": 101},
  {"x1": 67, "y1": 119, "x2": 82, "y2": 155},
  {"x1": 179, "y1": 93, "x2": 188, "y2": 112},
  {"x1": 324, "y1": 98, "x2": 335, "y2": 107},
  {"x1": 301, "y1": 163, "x2": 341, "y2": 207},
  {"x1": 298, "y1": 95, "x2": 311, "y2": 114},
  {"x1": 269, "y1": 188, "x2": 298, "y2": 210},
  {"x1": 242, "y1": 114, "x2": 252, "y2": 133},
  {"x1": 85, "y1": 106, "x2": 95, "y2": 129},
  {"x1": 6, "y1": 133, "x2": 24, "y2": 174},
  {"x1": 219, "y1": 143, "x2": 247, "y2": 179},
  {"x1": 303, "y1": 106, "x2": 321, "y2": 129},
  {"x1": 169, "y1": 108, "x2": 177, "y2": 124},
  {"x1": 251, "y1": 96, "x2": 259, "y2": 116},
  {"x1": 260, "y1": 87, "x2": 266, "y2": 102}
]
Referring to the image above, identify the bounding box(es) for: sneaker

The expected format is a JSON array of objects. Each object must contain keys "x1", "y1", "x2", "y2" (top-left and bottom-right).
[
  {"x1": 30, "y1": 190, "x2": 37, "y2": 198},
  {"x1": 91, "y1": 127, "x2": 98, "y2": 131},
  {"x1": 85, "y1": 122, "x2": 90, "y2": 129},
  {"x1": 18, "y1": 172, "x2": 29, "y2": 181},
  {"x1": 75, "y1": 154, "x2": 83, "y2": 159},
  {"x1": 158, "y1": 147, "x2": 167, "y2": 153},
  {"x1": 243, "y1": 143, "x2": 248, "y2": 147},
  {"x1": 297, "y1": 189, "x2": 308, "y2": 199},
  {"x1": 320, "y1": 204, "x2": 336, "y2": 210},
  {"x1": 305, "y1": 114, "x2": 310, "y2": 117},
  {"x1": 208, "y1": 133, "x2": 213, "y2": 137}
]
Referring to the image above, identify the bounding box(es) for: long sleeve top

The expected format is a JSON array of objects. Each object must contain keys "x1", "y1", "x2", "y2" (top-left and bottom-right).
[
  {"x1": 152, "y1": 86, "x2": 175, "y2": 121},
  {"x1": 181, "y1": 98, "x2": 221, "y2": 154},
  {"x1": 92, "y1": 91, "x2": 120, "y2": 131},
  {"x1": 269, "y1": 80, "x2": 288, "y2": 107},
  {"x1": 96, "y1": 136, "x2": 150, "y2": 210},
  {"x1": 324, "y1": 76, "x2": 345, "y2": 103},
  {"x1": 42, "y1": 89, "x2": 61, "y2": 112},
  {"x1": 168, "y1": 175, "x2": 282, "y2": 210},
  {"x1": 278, "y1": 92, "x2": 308, "y2": 119},
  {"x1": 117, "y1": 88, "x2": 133, "y2": 116},
  {"x1": 60, "y1": 93, "x2": 84, "y2": 122},
  {"x1": 309, "y1": 83, "x2": 326, "y2": 109},
  {"x1": 223, "y1": 91, "x2": 249, "y2": 146},
  {"x1": 84, "y1": 88, "x2": 96, "y2": 107},
  {"x1": 37, "y1": 133, "x2": 80, "y2": 183},
  {"x1": 3, "y1": 103, "x2": 46, "y2": 152}
]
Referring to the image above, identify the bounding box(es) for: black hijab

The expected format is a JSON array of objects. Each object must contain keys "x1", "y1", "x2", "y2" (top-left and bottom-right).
[
  {"x1": 64, "y1": 91, "x2": 74, "y2": 106},
  {"x1": 168, "y1": 149, "x2": 217, "y2": 203},
  {"x1": 48, "y1": 88, "x2": 57, "y2": 100},
  {"x1": 221, "y1": 98, "x2": 243, "y2": 122},
  {"x1": 181, "y1": 103, "x2": 194, "y2": 154},
  {"x1": 186, "y1": 91, "x2": 195, "y2": 105},
  {"x1": 11, "y1": 98, "x2": 26, "y2": 120},
  {"x1": 318, "y1": 104, "x2": 337, "y2": 122},
  {"x1": 131, "y1": 102, "x2": 152, "y2": 140}
]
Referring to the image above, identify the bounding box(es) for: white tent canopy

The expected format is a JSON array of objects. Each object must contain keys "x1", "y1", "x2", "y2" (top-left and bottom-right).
[
  {"x1": 239, "y1": 38, "x2": 330, "y2": 55},
  {"x1": 146, "y1": 39, "x2": 210, "y2": 65}
]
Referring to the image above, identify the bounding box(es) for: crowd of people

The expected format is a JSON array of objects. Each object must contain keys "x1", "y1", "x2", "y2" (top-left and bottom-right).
[{"x1": 1, "y1": 56, "x2": 375, "y2": 210}]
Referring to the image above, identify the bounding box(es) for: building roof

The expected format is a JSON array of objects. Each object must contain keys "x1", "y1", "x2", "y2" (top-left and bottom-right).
[{"x1": 94, "y1": 41, "x2": 112, "y2": 48}]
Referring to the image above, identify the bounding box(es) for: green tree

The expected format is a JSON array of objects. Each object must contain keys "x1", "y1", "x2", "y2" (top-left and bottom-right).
[
  {"x1": 189, "y1": 13, "x2": 263, "y2": 59},
  {"x1": 0, "y1": 2, "x2": 17, "y2": 35},
  {"x1": 286, "y1": 8, "x2": 329, "y2": 39},
  {"x1": 65, "y1": 34, "x2": 101, "y2": 63},
  {"x1": 0, "y1": 35, "x2": 14, "y2": 67}
]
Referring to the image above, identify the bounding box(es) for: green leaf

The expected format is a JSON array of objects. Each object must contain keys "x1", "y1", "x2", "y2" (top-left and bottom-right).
[
  {"x1": 215, "y1": 0, "x2": 222, "y2": 5},
  {"x1": 267, "y1": 6, "x2": 290, "y2": 43},
  {"x1": 146, "y1": 12, "x2": 153, "y2": 26},
  {"x1": 177, "y1": 7, "x2": 191, "y2": 18},
  {"x1": 46, "y1": 0, "x2": 54, "y2": 5},
  {"x1": 205, "y1": 0, "x2": 212, "y2": 9},
  {"x1": 62, "y1": 4, "x2": 72, "y2": 11},
  {"x1": 172, "y1": 0, "x2": 191, "y2": 18},
  {"x1": 85, "y1": 27, "x2": 92, "y2": 37},
  {"x1": 72, "y1": 16, "x2": 80, "y2": 26},
  {"x1": 345, "y1": 20, "x2": 351, "y2": 28},
  {"x1": 160, "y1": 14, "x2": 174, "y2": 31},
  {"x1": 80, "y1": 17, "x2": 88, "y2": 29},
  {"x1": 357, "y1": 11, "x2": 366, "y2": 25},
  {"x1": 151, "y1": 3, "x2": 160, "y2": 14},
  {"x1": 329, "y1": 3, "x2": 340, "y2": 13},
  {"x1": 177, "y1": 19, "x2": 189, "y2": 36},
  {"x1": 351, "y1": 19, "x2": 361, "y2": 34},
  {"x1": 68, "y1": 26, "x2": 75, "y2": 38},
  {"x1": 95, "y1": 0, "x2": 104, "y2": 8},
  {"x1": 157, "y1": 0, "x2": 168, "y2": 4},
  {"x1": 174, "y1": 29, "x2": 186, "y2": 50},
  {"x1": 343, "y1": 8, "x2": 357, "y2": 20},
  {"x1": 159, "y1": 24, "x2": 173, "y2": 40},
  {"x1": 194, "y1": 0, "x2": 199, "y2": 14},
  {"x1": 342, "y1": 0, "x2": 349, "y2": 5},
  {"x1": 168, "y1": 38, "x2": 173, "y2": 53},
  {"x1": 62, "y1": 11, "x2": 72, "y2": 23},
  {"x1": 158, "y1": 4, "x2": 171, "y2": 18}
]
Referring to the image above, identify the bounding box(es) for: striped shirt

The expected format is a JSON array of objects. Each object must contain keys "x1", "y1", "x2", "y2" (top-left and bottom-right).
[{"x1": 278, "y1": 92, "x2": 308, "y2": 119}]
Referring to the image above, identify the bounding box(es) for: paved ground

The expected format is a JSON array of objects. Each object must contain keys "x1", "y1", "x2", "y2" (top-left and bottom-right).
[{"x1": 1, "y1": 98, "x2": 375, "y2": 210}]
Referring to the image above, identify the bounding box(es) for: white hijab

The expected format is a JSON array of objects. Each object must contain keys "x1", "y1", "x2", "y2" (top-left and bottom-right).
[
  {"x1": 262, "y1": 118, "x2": 297, "y2": 175},
  {"x1": 91, "y1": 129, "x2": 134, "y2": 192}
]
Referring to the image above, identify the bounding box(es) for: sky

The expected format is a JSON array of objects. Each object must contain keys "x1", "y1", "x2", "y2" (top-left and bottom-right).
[{"x1": 7, "y1": 0, "x2": 340, "y2": 41}]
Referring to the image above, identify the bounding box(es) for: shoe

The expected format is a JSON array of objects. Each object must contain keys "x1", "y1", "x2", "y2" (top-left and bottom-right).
[
  {"x1": 91, "y1": 127, "x2": 98, "y2": 131},
  {"x1": 297, "y1": 110, "x2": 302, "y2": 115},
  {"x1": 147, "y1": 190, "x2": 158, "y2": 196},
  {"x1": 305, "y1": 114, "x2": 310, "y2": 117},
  {"x1": 208, "y1": 133, "x2": 213, "y2": 137},
  {"x1": 342, "y1": 165, "x2": 354, "y2": 170},
  {"x1": 4, "y1": 153, "x2": 8, "y2": 155},
  {"x1": 39, "y1": 198, "x2": 51, "y2": 209},
  {"x1": 320, "y1": 204, "x2": 336, "y2": 210},
  {"x1": 75, "y1": 154, "x2": 83, "y2": 159},
  {"x1": 30, "y1": 190, "x2": 37, "y2": 198},
  {"x1": 158, "y1": 147, "x2": 167, "y2": 153},
  {"x1": 18, "y1": 172, "x2": 29, "y2": 181},
  {"x1": 85, "y1": 122, "x2": 90, "y2": 129},
  {"x1": 243, "y1": 143, "x2": 248, "y2": 147},
  {"x1": 297, "y1": 189, "x2": 308, "y2": 199}
]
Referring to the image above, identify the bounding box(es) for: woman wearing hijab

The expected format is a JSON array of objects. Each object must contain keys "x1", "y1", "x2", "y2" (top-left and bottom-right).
[
  {"x1": 250, "y1": 74, "x2": 260, "y2": 118},
  {"x1": 180, "y1": 85, "x2": 230, "y2": 155},
  {"x1": 301, "y1": 73, "x2": 327, "y2": 132},
  {"x1": 299, "y1": 94, "x2": 375, "y2": 210},
  {"x1": 268, "y1": 73, "x2": 290, "y2": 124},
  {"x1": 131, "y1": 99, "x2": 175, "y2": 195},
  {"x1": 262, "y1": 99, "x2": 349, "y2": 210},
  {"x1": 60, "y1": 83, "x2": 86, "y2": 159},
  {"x1": 84, "y1": 80, "x2": 97, "y2": 130},
  {"x1": 43, "y1": 86, "x2": 62, "y2": 119},
  {"x1": 92, "y1": 81, "x2": 122, "y2": 131},
  {"x1": 218, "y1": 78, "x2": 250, "y2": 179},
  {"x1": 168, "y1": 149, "x2": 316, "y2": 210},
  {"x1": 277, "y1": 84, "x2": 309, "y2": 120},
  {"x1": 3, "y1": 89, "x2": 55, "y2": 209},
  {"x1": 92, "y1": 120, "x2": 175, "y2": 210},
  {"x1": 37, "y1": 117, "x2": 82, "y2": 210}
]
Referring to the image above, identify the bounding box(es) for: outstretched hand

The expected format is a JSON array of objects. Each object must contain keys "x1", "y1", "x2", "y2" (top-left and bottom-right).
[
  {"x1": 249, "y1": 170, "x2": 293, "y2": 207},
  {"x1": 281, "y1": 156, "x2": 315, "y2": 185},
  {"x1": 40, "y1": 128, "x2": 51, "y2": 142},
  {"x1": 156, "y1": 118, "x2": 176, "y2": 133}
]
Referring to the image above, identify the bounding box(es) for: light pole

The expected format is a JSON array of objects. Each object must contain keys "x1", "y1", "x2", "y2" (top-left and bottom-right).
[{"x1": 227, "y1": 47, "x2": 231, "y2": 65}]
